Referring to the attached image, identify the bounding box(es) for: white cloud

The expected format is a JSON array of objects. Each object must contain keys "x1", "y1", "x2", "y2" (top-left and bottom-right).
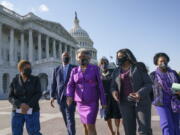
[
  {"x1": 0, "y1": 0, "x2": 14, "y2": 10},
  {"x1": 38, "y1": 4, "x2": 49, "y2": 12},
  {"x1": 0, "y1": 1, "x2": 49, "y2": 14}
]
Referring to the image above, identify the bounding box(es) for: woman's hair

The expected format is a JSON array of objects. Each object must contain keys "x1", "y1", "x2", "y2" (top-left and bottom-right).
[
  {"x1": 153, "y1": 52, "x2": 170, "y2": 65},
  {"x1": 116, "y1": 48, "x2": 148, "y2": 72},
  {"x1": 17, "y1": 60, "x2": 31, "y2": 72},
  {"x1": 116, "y1": 48, "x2": 137, "y2": 64},
  {"x1": 136, "y1": 62, "x2": 149, "y2": 73},
  {"x1": 76, "y1": 48, "x2": 91, "y2": 60},
  {"x1": 98, "y1": 57, "x2": 109, "y2": 66}
]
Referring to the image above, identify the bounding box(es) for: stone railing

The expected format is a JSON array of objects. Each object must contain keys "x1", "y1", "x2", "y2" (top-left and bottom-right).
[{"x1": 33, "y1": 58, "x2": 60, "y2": 65}]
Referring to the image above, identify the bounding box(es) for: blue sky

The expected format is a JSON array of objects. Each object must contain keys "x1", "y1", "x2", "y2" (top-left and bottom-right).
[{"x1": 0, "y1": 0, "x2": 179, "y2": 71}]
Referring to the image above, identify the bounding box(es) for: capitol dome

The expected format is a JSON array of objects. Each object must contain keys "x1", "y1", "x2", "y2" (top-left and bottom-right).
[
  {"x1": 69, "y1": 12, "x2": 97, "y2": 64},
  {"x1": 70, "y1": 12, "x2": 92, "y2": 39},
  {"x1": 70, "y1": 22, "x2": 90, "y2": 38}
]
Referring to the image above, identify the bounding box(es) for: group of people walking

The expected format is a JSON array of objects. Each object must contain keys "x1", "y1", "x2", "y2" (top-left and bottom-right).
[{"x1": 8, "y1": 48, "x2": 180, "y2": 135}]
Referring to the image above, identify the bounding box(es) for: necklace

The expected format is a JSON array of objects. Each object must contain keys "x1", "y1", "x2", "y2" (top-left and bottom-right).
[{"x1": 102, "y1": 71, "x2": 110, "y2": 76}]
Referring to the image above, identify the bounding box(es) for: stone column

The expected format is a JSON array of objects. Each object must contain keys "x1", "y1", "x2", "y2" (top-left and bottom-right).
[
  {"x1": 59, "y1": 41, "x2": 62, "y2": 61},
  {"x1": 46, "y1": 36, "x2": 49, "y2": 59},
  {"x1": 28, "y1": 29, "x2": 33, "y2": 63},
  {"x1": 72, "y1": 48, "x2": 75, "y2": 64},
  {"x1": 69, "y1": 46, "x2": 73, "y2": 63},
  {"x1": 0, "y1": 73, "x2": 2, "y2": 95},
  {"x1": 53, "y1": 39, "x2": 56, "y2": 58},
  {"x1": 10, "y1": 28, "x2": 15, "y2": 65},
  {"x1": 0, "y1": 23, "x2": 2, "y2": 64},
  {"x1": 38, "y1": 33, "x2": 42, "y2": 60},
  {"x1": 20, "y1": 32, "x2": 24, "y2": 60},
  {"x1": 64, "y1": 44, "x2": 67, "y2": 52},
  {"x1": 47, "y1": 72, "x2": 53, "y2": 91}
]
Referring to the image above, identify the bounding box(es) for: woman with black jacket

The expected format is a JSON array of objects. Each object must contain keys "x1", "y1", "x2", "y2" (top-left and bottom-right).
[
  {"x1": 111, "y1": 49, "x2": 153, "y2": 135},
  {"x1": 99, "y1": 57, "x2": 121, "y2": 135},
  {"x1": 8, "y1": 60, "x2": 42, "y2": 135}
]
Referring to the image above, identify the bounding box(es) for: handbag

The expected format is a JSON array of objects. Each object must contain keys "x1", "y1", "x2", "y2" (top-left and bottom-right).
[
  {"x1": 171, "y1": 83, "x2": 180, "y2": 113},
  {"x1": 171, "y1": 95, "x2": 180, "y2": 113}
]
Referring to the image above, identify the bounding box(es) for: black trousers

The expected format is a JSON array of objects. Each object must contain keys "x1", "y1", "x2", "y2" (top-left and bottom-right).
[{"x1": 120, "y1": 100, "x2": 152, "y2": 135}]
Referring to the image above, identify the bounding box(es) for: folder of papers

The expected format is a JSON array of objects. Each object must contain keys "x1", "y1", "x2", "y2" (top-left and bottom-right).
[
  {"x1": 16, "y1": 108, "x2": 33, "y2": 115},
  {"x1": 172, "y1": 83, "x2": 180, "y2": 92}
]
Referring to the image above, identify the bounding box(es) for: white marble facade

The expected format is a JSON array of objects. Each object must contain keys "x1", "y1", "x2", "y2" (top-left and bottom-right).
[{"x1": 0, "y1": 5, "x2": 78, "y2": 99}]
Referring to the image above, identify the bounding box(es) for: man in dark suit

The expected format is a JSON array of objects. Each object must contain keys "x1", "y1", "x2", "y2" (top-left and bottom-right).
[{"x1": 50, "y1": 52, "x2": 76, "y2": 135}]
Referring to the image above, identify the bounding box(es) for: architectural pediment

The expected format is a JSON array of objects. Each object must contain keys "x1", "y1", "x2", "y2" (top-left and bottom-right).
[{"x1": 33, "y1": 19, "x2": 77, "y2": 44}]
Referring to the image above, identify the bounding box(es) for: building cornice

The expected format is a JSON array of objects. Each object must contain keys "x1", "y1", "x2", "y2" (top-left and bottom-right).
[{"x1": 0, "y1": 5, "x2": 78, "y2": 46}]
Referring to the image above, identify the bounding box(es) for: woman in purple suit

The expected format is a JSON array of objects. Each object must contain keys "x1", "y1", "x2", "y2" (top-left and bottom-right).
[{"x1": 66, "y1": 48, "x2": 107, "y2": 135}]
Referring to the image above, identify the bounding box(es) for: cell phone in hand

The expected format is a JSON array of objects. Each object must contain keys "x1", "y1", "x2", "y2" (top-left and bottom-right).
[{"x1": 127, "y1": 95, "x2": 138, "y2": 103}]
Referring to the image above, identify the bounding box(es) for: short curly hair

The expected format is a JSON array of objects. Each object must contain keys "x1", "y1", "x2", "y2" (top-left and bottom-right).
[
  {"x1": 153, "y1": 52, "x2": 170, "y2": 65},
  {"x1": 76, "y1": 48, "x2": 91, "y2": 60},
  {"x1": 17, "y1": 60, "x2": 31, "y2": 72}
]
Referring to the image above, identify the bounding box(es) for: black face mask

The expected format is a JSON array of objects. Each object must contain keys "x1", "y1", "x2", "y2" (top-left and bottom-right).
[
  {"x1": 63, "y1": 57, "x2": 70, "y2": 64},
  {"x1": 159, "y1": 62, "x2": 168, "y2": 70},
  {"x1": 23, "y1": 68, "x2": 32, "y2": 77},
  {"x1": 117, "y1": 56, "x2": 128, "y2": 66},
  {"x1": 79, "y1": 58, "x2": 89, "y2": 66}
]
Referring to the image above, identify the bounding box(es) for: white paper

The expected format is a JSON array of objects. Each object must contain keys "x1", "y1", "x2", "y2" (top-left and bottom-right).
[
  {"x1": 100, "y1": 108, "x2": 106, "y2": 119},
  {"x1": 16, "y1": 108, "x2": 33, "y2": 115},
  {"x1": 172, "y1": 83, "x2": 180, "y2": 91}
]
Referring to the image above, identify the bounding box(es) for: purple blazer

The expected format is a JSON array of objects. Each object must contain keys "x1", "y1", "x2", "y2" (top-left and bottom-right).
[{"x1": 66, "y1": 64, "x2": 106, "y2": 105}]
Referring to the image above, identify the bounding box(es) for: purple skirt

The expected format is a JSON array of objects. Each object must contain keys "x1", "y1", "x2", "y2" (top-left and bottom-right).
[{"x1": 77, "y1": 102, "x2": 99, "y2": 124}]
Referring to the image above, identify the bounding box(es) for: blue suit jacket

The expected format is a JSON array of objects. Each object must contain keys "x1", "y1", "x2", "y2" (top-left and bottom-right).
[{"x1": 50, "y1": 64, "x2": 75, "y2": 104}]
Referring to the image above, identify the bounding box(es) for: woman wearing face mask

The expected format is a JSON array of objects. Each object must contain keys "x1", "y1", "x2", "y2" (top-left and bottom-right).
[
  {"x1": 150, "y1": 53, "x2": 180, "y2": 135},
  {"x1": 99, "y1": 57, "x2": 121, "y2": 135},
  {"x1": 8, "y1": 60, "x2": 42, "y2": 135},
  {"x1": 111, "y1": 49, "x2": 153, "y2": 135},
  {"x1": 66, "y1": 49, "x2": 106, "y2": 135}
]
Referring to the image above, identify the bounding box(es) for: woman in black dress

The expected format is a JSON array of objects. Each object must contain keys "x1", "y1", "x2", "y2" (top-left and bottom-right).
[{"x1": 99, "y1": 57, "x2": 122, "y2": 135}]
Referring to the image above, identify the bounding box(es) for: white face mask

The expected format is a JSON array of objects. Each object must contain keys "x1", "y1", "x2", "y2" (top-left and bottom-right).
[{"x1": 159, "y1": 62, "x2": 168, "y2": 69}]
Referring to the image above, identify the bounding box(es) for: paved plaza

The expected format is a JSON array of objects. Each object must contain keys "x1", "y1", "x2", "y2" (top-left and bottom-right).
[{"x1": 0, "y1": 100, "x2": 162, "y2": 135}]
